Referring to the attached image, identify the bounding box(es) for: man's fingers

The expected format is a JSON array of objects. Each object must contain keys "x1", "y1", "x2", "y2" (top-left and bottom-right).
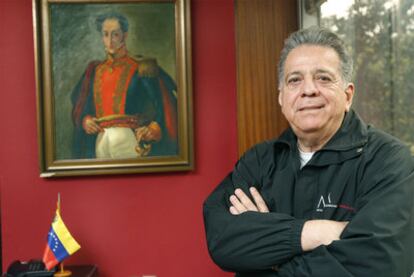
[
  {"x1": 250, "y1": 187, "x2": 269, "y2": 213},
  {"x1": 230, "y1": 194, "x2": 247, "y2": 213},
  {"x1": 229, "y1": 187, "x2": 270, "y2": 215},
  {"x1": 86, "y1": 120, "x2": 103, "y2": 134},
  {"x1": 229, "y1": 206, "x2": 240, "y2": 215},
  {"x1": 86, "y1": 124, "x2": 99, "y2": 134},
  {"x1": 136, "y1": 127, "x2": 149, "y2": 140},
  {"x1": 91, "y1": 123, "x2": 101, "y2": 132},
  {"x1": 234, "y1": 189, "x2": 258, "y2": 212}
]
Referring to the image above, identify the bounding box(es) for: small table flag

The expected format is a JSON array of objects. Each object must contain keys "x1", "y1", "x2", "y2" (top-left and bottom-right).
[{"x1": 43, "y1": 195, "x2": 81, "y2": 271}]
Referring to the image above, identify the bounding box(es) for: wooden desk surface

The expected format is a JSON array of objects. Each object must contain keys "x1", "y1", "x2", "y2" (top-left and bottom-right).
[{"x1": 65, "y1": 265, "x2": 98, "y2": 277}]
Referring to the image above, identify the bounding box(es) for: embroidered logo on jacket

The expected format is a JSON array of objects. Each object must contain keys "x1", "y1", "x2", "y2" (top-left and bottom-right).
[
  {"x1": 316, "y1": 193, "x2": 356, "y2": 213},
  {"x1": 316, "y1": 193, "x2": 337, "y2": 212}
]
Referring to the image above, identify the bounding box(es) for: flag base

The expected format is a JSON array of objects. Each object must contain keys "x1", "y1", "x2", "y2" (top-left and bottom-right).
[{"x1": 54, "y1": 270, "x2": 72, "y2": 277}]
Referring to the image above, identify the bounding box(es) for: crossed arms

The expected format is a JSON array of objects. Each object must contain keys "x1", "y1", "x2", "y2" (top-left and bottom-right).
[
  {"x1": 229, "y1": 187, "x2": 348, "y2": 253},
  {"x1": 203, "y1": 144, "x2": 414, "y2": 276}
]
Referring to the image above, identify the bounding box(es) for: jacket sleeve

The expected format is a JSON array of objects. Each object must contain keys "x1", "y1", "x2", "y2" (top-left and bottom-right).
[
  {"x1": 276, "y1": 144, "x2": 414, "y2": 277},
  {"x1": 203, "y1": 145, "x2": 306, "y2": 273}
]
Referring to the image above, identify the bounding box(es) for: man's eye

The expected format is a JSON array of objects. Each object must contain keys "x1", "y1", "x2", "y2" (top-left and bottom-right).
[
  {"x1": 287, "y1": 77, "x2": 301, "y2": 84},
  {"x1": 316, "y1": 75, "x2": 332, "y2": 82}
]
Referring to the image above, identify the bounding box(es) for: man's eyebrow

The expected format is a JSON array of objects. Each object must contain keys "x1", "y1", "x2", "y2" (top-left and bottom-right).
[
  {"x1": 285, "y1": 71, "x2": 302, "y2": 79},
  {"x1": 314, "y1": 68, "x2": 336, "y2": 76},
  {"x1": 285, "y1": 68, "x2": 337, "y2": 80}
]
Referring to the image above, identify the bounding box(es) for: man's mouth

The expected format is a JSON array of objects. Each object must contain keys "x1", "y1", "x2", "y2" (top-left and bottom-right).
[{"x1": 298, "y1": 105, "x2": 324, "y2": 112}]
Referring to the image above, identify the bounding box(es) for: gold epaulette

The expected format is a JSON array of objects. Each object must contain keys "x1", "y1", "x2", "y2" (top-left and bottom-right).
[{"x1": 133, "y1": 55, "x2": 159, "y2": 77}]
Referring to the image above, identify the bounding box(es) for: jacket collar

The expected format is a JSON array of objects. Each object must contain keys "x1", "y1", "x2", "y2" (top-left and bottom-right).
[
  {"x1": 275, "y1": 109, "x2": 369, "y2": 166},
  {"x1": 323, "y1": 109, "x2": 368, "y2": 151}
]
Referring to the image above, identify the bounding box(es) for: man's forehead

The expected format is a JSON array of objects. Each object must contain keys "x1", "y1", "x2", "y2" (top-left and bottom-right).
[
  {"x1": 102, "y1": 18, "x2": 122, "y2": 30},
  {"x1": 284, "y1": 45, "x2": 341, "y2": 75}
]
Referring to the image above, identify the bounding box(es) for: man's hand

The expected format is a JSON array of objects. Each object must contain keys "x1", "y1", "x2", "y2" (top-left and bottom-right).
[
  {"x1": 82, "y1": 116, "x2": 104, "y2": 134},
  {"x1": 301, "y1": 220, "x2": 349, "y2": 252},
  {"x1": 229, "y1": 187, "x2": 269, "y2": 215},
  {"x1": 135, "y1": 121, "x2": 162, "y2": 142}
]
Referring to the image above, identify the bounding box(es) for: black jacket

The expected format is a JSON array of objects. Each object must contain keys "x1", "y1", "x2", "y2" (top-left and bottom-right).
[{"x1": 203, "y1": 110, "x2": 414, "y2": 276}]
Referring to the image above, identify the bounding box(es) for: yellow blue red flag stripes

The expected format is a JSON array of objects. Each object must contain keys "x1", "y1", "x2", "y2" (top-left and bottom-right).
[{"x1": 42, "y1": 209, "x2": 81, "y2": 270}]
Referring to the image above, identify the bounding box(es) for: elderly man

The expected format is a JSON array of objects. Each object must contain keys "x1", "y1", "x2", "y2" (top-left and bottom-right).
[
  {"x1": 203, "y1": 27, "x2": 414, "y2": 276},
  {"x1": 71, "y1": 13, "x2": 177, "y2": 159}
]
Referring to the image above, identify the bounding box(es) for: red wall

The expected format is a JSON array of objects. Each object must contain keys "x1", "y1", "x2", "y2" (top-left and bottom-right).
[{"x1": 0, "y1": 1, "x2": 236, "y2": 276}]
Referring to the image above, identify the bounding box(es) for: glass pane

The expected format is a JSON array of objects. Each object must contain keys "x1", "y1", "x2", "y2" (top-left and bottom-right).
[{"x1": 305, "y1": 0, "x2": 414, "y2": 153}]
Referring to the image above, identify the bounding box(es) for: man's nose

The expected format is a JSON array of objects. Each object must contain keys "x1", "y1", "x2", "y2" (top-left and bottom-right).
[
  {"x1": 110, "y1": 34, "x2": 117, "y2": 43},
  {"x1": 302, "y1": 77, "x2": 318, "y2": 96}
]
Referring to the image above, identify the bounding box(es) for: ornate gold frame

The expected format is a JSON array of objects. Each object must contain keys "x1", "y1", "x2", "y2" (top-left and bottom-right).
[{"x1": 33, "y1": 0, "x2": 193, "y2": 177}]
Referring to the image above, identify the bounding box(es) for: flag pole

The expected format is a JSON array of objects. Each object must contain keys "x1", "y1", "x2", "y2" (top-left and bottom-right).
[
  {"x1": 57, "y1": 193, "x2": 61, "y2": 213},
  {"x1": 54, "y1": 193, "x2": 72, "y2": 277}
]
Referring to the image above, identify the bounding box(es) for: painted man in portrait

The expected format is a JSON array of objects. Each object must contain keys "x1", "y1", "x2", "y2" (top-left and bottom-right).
[{"x1": 70, "y1": 13, "x2": 178, "y2": 159}]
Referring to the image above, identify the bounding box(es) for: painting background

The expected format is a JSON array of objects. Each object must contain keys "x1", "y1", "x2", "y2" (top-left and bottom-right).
[{"x1": 50, "y1": 3, "x2": 176, "y2": 160}]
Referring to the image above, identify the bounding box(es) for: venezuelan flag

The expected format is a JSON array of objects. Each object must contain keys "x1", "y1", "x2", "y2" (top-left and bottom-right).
[{"x1": 42, "y1": 209, "x2": 81, "y2": 270}]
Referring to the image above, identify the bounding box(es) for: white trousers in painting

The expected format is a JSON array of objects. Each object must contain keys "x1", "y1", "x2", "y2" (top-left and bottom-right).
[{"x1": 95, "y1": 127, "x2": 137, "y2": 159}]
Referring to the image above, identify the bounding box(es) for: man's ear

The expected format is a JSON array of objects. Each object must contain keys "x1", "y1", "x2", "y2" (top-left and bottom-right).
[
  {"x1": 344, "y1": 83, "x2": 355, "y2": 111},
  {"x1": 278, "y1": 89, "x2": 283, "y2": 107}
]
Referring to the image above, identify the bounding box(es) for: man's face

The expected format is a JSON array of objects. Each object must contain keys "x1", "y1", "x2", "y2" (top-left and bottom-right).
[
  {"x1": 278, "y1": 45, "x2": 354, "y2": 139},
  {"x1": 101, "y1": 18, "x2": 127, "y2": 55}
]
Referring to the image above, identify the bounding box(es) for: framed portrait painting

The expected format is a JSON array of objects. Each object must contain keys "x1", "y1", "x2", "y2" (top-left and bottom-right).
[{"x1": 33, "y1": 0, "x2": 193, "y2": 177}]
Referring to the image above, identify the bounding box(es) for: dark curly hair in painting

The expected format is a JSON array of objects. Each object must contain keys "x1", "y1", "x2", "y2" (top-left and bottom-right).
[{"x1": 96, "y1": 12, "x2": 129, "y2": 33}]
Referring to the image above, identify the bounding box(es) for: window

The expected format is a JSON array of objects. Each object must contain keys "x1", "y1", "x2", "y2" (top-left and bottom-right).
[{"x1": 300, "y1": 0, "x2": 414, "y2": 153}]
